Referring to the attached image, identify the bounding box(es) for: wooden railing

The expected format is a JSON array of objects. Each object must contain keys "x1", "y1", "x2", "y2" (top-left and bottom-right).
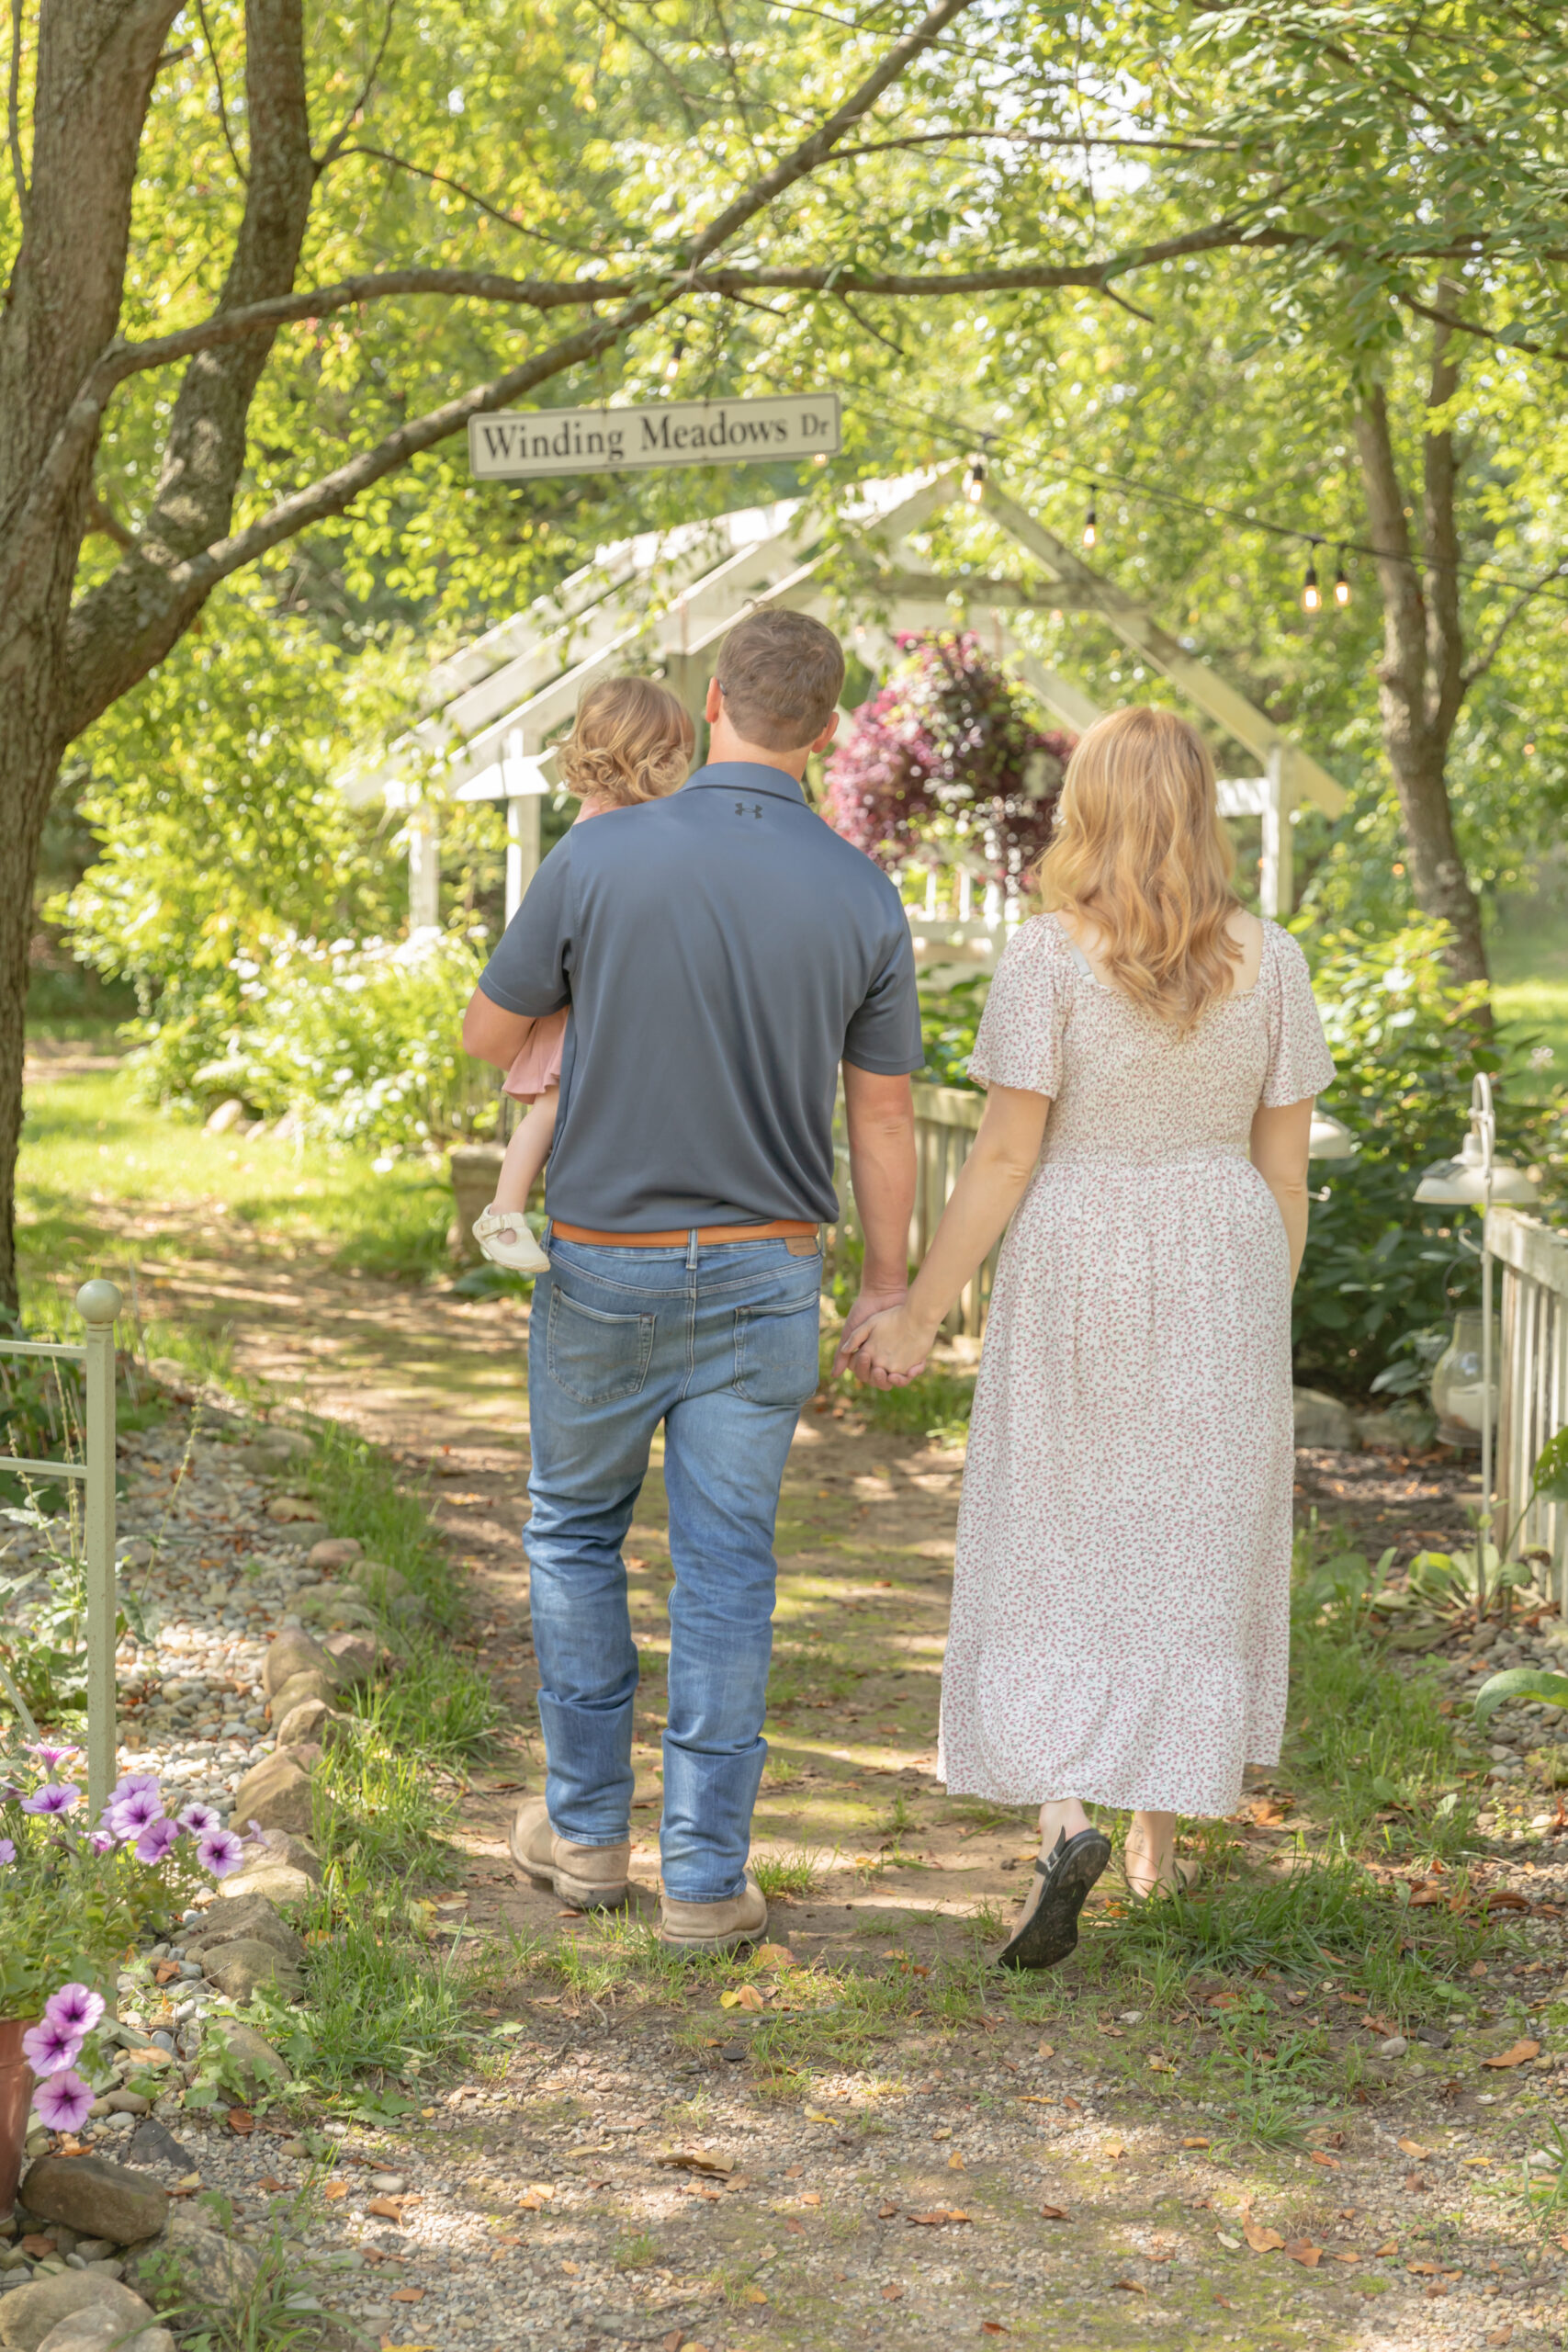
[{"x1": 1489, "y1": 1208, "x2": 1568, "y2": 1590}]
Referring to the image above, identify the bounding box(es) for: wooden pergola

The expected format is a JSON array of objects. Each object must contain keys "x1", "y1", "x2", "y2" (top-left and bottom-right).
[{"x1": 340, "y1": 465, "x2": 1345, "y2": 937}]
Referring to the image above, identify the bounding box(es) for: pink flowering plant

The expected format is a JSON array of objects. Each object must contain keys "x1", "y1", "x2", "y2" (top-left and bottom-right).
[{"x1": 0, "y1": 1732, "x2": 247, "y2": 2034}]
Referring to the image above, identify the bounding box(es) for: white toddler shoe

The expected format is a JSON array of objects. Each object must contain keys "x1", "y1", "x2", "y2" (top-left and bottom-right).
[{"x1": 472, "y1": 1205, "x2": 551, "y2": 1274}]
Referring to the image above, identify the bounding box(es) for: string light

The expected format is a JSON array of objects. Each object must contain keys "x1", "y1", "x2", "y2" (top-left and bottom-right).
[
  {"x1": 1334, "y1": 549, "x2": 1351, "y2": 607},
  {"x1": 1301, "y1": 540, "x2": 1322, "y2": 614},
  {"x1": 1082, "y1": 498, "x2": 1097, "y2": 549},
  {"x1": 963, "y1": 452, "x2": 987, "y2": 505}
]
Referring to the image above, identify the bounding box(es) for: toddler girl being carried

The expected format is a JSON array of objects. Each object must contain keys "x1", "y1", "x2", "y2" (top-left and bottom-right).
[{"x1": 471, "y1": 675, "x2": 694, "y2": 1272}]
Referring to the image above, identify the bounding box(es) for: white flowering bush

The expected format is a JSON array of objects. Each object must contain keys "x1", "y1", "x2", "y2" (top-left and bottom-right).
[{"x1": 181, "y1": 927, "x2": 497, "y2": 1157}]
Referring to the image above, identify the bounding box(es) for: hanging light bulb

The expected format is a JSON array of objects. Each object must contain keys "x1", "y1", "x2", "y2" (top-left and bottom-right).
[
  {"x1": 964, "y1": 454, "x2": 987, "y2": 505},
  {"x1": 1334, "y1": 549, "x2": 1350, "y2": 607},
  {"x1": 1301, "y1": 552, "x2": 1321, "y2": 614},
  {"x1": 1082, "y1": 498, "x2": 1098, "y2": 549}
]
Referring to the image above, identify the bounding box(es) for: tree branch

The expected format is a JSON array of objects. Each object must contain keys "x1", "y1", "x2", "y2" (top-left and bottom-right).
[
  {"x1": 193, "y1": 0, "x2": 248, "y2": 185},
  {"x1": 6, "y1": 0, "x2": 26, "y2": 222},
  {"x1": 1461, "y1": 559, "x2": 1567, "y2": 688},
  {"x1": 322, "y1": 143, "x2": 609, "y2": 258},
  {"x1": 1422, "y1": 284, "x2": 1465, "y2": 744},
  {"x1": 1401, "y1": 289, "x2": 1568, "y2": 368},
  {"x1": 313, "y1": 0, "x2": 397, "y2": 174}
]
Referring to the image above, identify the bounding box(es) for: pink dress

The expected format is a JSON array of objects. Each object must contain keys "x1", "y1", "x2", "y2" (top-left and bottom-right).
[
  {"x1": 938, "y1": 917, "x2": 1334, "y2": 1818},
  {"x1": 500, "y1": 800, "x2": 611, "y2": 1102}
]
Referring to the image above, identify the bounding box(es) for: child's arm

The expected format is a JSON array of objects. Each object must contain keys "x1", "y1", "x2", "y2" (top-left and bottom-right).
[{"x1": 492, "y1": 1087, "x2": 558, "y2": 1214}]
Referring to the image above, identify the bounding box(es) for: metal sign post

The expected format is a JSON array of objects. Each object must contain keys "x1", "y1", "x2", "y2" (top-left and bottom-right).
[{"x1": 468, "y1": 392, "x2": 841, "y2": 481}]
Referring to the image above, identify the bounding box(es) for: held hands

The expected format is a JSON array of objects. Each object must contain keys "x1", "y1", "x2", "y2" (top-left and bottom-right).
[{"x1": 840, "y1": 1303, "x2": 938, "y2": 1389}]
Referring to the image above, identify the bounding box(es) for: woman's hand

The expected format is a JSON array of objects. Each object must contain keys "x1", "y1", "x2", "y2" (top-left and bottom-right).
[{"x1": 844, "y1": 1305, "x2": 938, "y2": 1388}]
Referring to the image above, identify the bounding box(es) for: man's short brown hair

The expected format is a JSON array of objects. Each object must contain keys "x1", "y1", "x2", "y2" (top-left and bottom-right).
[{"x1": 714, "y1": 608, "x2": 845, "y2": 752}]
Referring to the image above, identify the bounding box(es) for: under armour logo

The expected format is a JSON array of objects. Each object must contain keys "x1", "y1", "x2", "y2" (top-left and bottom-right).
[{"x1": 734, "y1": 800, "x2": 763, "y2": 819}]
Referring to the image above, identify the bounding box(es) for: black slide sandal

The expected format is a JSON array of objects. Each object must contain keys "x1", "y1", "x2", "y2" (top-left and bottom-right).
[{"x1": 997, "y1": 1826, "x2": 1112, "y2": 1972}]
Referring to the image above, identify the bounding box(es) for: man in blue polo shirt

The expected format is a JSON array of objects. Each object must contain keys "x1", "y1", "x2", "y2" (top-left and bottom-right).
[{"x1": 464, "y1": 607, "x2": 921, "y2": 1952}]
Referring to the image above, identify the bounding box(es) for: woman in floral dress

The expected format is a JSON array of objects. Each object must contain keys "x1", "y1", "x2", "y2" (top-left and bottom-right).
[{"x1": 843, "y1": 707, "x2": 1333, "y2": 1969}]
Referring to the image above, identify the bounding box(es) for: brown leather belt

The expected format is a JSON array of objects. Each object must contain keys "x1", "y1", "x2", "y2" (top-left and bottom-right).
[{"x1": 551, "y1": 1217, "x2": 819, "y2": 1249}]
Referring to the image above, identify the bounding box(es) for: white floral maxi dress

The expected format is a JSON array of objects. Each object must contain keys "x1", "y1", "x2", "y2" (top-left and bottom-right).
[{"x1": 938, "y1": 917, "x2": 1335, "y2": 1818}]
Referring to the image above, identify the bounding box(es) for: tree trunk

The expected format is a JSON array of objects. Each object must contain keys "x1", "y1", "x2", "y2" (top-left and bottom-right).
[
  {"x1": 0, "y1": 0, "x2": 182, "y2": 1307},
  {"x1": 1352, "y1": 301, "x2": 1489, "y2": 990}
]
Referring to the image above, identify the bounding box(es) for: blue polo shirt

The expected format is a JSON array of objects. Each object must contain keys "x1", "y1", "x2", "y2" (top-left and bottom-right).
[{"x1": 476, "y1": 761, "x2": 922, "y2": 1231}]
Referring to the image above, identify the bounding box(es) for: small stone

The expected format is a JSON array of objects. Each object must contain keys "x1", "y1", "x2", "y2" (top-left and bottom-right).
[
  {"x1": 260, "y1": 1627, "x2": 336, "y2": 1700},
  {"x1": 217, "y1": 1860, "x2": 318, "y2": 1909},
  {"x1": 1292, "y1": 1386, "x2": 1355, "y2": 1450},
  {"x1": 367, "y1": 2176, "x2": 405, "y2": 2195},
  {"x1": 264, "y1": 1496, "x2": 324, "y2": 1526},
  {"x1": 230, "y1": 1753, "x2": 313, "y2": 1837},
  {"x1": 32, "y1": 2308, "x2": 173, "y2": 2352},
  {"x1": 345, "y1": 1558, "x2": 411, "y2": 1603},
  {"x1": 102, "y1": 2094, "x2": 150, "y2": 2119},
  {"x1": 202, "y1": 2022, "x2": 288, "y2": 2104},
  {"x1": 1379, "y1": 2034, "x2": 1409, "y2": 2058},
  {"x1": 129, "y1": 2212, "x2": 258, "y2": 2311},
  {"x1": 0, "y1": 2275, "x2": 160, "y2": 2352},
  {"x1": 308, "y1": 1538, "x2": 363, "y2": 1572},
  {"x1": 200, "y1": 1939, "x2": 301, "y2": 2002},
  {"x1": 18, "y1": 2163, "x2": 166, "y2": 2252},
  {"x1": 321, "y1": 1632, "x2": 378, "y2": 1685},
  {"x1": 184, "y1": 1895, "x2": 302, "y2": 1965},
  {"x1": 272, "y1": 1697, "x2": 349, "y2": 1751},
  {"x1": 122, "y1": 2122, "x2": 191, "y2": 2177}
]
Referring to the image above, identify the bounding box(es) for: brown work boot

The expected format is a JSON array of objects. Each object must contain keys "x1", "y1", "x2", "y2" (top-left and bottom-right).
[
  {"x1": 658, "y1": 1871, "x2": 768, "y2": 1954},
  {"x1": 509, "y1": 1795, "x2": 630, "y2": 1910}
]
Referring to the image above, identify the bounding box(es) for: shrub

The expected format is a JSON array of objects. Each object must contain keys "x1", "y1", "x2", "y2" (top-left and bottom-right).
[
  {"x1": 1293, "y1": 919, "x2": 1562, "y2": 1394},
  {"x1": 142, "y1": 928, "x2": 496, "y2": 1157}
]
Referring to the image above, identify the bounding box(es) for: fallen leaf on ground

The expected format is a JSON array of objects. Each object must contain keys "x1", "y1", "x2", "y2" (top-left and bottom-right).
[
  {"x1": 661, "y1": 2335, "x2": 685, "y2": 2351},
  {"x1": 908, "y1": 2210, "x2": 971, "y2": 2227},
  {"x1": 1404, "y1": 2173, "x2": 1430, "y2": 2192},
  {"x1": 981, "y1": 2325, "x2": 1010, "y2": 2336},
  {"x1": 1037, "y1": 2041, "x2": 1055, "y2": 2058},
  {"x1": 367, "y1": 2198, "x2": 405, "y2": 2224},
  {"x1": 804, "y1": 2109, "x2": 834, "y2": 2123},
  {"x1": 322, "y1": 2181, "x2": 349, "y2": 2201},
  {"x1": 1284, "y1": 2241, "x2": 1322, "y2": 2267},
  {"x1": 878, "y1": 2203, "x2": 899, "y2": 2219},
  {"x1": 1039, "y1": 2205, "x2": 1068, "y2": 2222},
  {"x1": 256, "y1": 2177, "x2": 289, "y2": 2195},
  {"x1": 1111, "y1": 2279, "x2": 1147, "y2": 2296},
  {"x1": 881, "y1": 2287, "x2": 902, "y2": 2302},
  {"x1": 740, "y1": 2287, "x2": 767, "y2": 2305},
  {"x1": 1309, "y1": 2151, "x2": 1340, "y2": 2168},
  {"x1": 718, "y1": 1985, "x2": 765, "y2": 2013},
  {"x1": 226, "y1": 2109, "x2": 254, "y2": 2135},
  {"x1": 1215, "y1": 2233, "x2": 1242, "y2": 2251},
  {"x1": 1062, "y1": 2095, "x2": 1083, "y2": 2112},
  {"x1": 657, "y1": 2150, "x2": 734, "y2": 2176},
  {"x1": 389, "y1": 2289, "x2": 425, "y2": 2304},
  {"x1": 1016, "y1": 2095, "x2": 1054, "y2": 2105},
  {"x1": 1372, "y1": 2241, "x2": 1398, "y2": 2257},
  {"x1": 154, "y1": 1961, "x2": 181, "y2": 1985},
  {"x1": 1103, "y1": 2142, "x2": 1124, "y2": 2161},
  {"x1": 1182, "y1": 2136, "x2": 1210, "y2": 2150},
  {"x1": 798, "y1": 2190, "x2": 821, "y2": 2206},
  {"x1": 1244, "y1": 2222, "x2": 1285, "y2": 2253},
  {"x1": 948, "y1": 2153, "x2": 966, "y2": 2171},
  {"x1": 752, "y1": 1944, "x2": 795, "y2": 1965},
  {"x1": 1483, "y1": 2040, "x2": 1540, "y2": 2069},
  {"x1": 1331, "y1": 2251, "x2": 1360, "y2": 2265},
  {"x1": 1398, "y1": 2138, "x2": 1431, "y2": 2159}
]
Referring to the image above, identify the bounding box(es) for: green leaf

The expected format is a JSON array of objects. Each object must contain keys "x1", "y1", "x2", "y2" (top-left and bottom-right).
[
  {"x1": 1534, "y1": 1428, "x2": 1568, "y2": 1505},
  {"x1": 1473, "y1": 1667, "x2": 1568, "y2": 1727}
]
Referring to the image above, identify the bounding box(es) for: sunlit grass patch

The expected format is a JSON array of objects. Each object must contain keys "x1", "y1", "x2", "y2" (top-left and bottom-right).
[
  {"x1": 291, "y1": 1900, "x2": 477, "y2": 2094},
  {"x1": 311, "y1": 1730, "x2": 457, "y2": 1881},
  {"x1": 754, "y1": 1849, "x2": 829, "y2": 1900}
]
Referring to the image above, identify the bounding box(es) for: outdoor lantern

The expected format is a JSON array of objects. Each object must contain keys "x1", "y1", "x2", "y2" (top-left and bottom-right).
[
  {"x1": 1411, "y1": 1072, "x2": 1540, "y2": 1555},
  {"x1": 1308, "y1": 1109, "x2": 1358, "y2": 1160}
]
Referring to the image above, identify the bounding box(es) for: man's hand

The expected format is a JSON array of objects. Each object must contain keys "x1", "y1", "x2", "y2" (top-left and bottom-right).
[
  {"x1": 831, "y1": 1283, "x2": 908, "y2": 1378},
  {"x1": 841, "y1": 1303, "x2": 937, "y2": 1389}
]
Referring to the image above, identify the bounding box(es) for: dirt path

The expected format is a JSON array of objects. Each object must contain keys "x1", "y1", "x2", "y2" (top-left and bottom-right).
[{"x1": 44, "y1": 1216, "x2": 1568, "y2": 2352}]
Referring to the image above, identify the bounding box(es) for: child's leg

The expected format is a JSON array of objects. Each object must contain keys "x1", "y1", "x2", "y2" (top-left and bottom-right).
[{"x1": 493, "y1": 1088, "x2": 558, "y2": 1213}]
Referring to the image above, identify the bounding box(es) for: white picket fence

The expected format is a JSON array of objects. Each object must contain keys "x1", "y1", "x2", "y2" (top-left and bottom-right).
[
  {"x1": 1489, "y1": 1209, "x2": 1568, "y2": 1589},
  {"x1": 831, "y1": 1080, "x2": 997, "y2": 1339},
  {"x1": 0, "y1": 1282, "x2": 121, "y2": 1815}
]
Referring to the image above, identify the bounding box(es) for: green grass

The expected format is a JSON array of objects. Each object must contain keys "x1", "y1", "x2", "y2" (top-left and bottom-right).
[
  {"x1": 1491, "y1": 888, "x2": 1568, "y2": 1094},
  {"x1": 753, "y1": 1849, "x2": 828, "y2": 1900},
  {"x1": 288, "y1": 1893, "x2": 479, "y2": 2094},
  {"x1": 296, "y1": 1418, "x2": 457, "y2": 1627},
  {"x1": 17, "y1": 1060, "x2": 451, "y2": 1289}
]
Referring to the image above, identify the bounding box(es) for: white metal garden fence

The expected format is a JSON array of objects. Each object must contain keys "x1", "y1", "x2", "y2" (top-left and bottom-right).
[
  {"x1": 1489, "y1": 1209, "x2": 1568, "y2": 1591},
  {"x1": 0, "y1": 1281, "x2": 121, "y2": 1815}
]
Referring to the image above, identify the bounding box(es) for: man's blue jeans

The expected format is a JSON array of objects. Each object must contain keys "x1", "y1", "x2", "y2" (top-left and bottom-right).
[{"x1": 525, "y1": 1231, "x2": 822, "y2": 1904}]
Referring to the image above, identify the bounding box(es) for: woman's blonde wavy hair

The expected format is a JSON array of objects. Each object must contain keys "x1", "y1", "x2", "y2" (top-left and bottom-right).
[
  {"x1": 559, "y1": 676, "x2": 694, "y2": 806},
  {"x1": 1032, "y1": 706, "x2": 1245, "y2": 1032}
]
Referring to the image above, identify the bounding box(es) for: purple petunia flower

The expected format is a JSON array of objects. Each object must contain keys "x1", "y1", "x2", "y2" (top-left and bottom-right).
[
  {"x1": 21, "y1": 1783, "x2": 78, "y2": 1817},
  {"x1": 25, "y1": 1743, "x2": 81, "y2": 1769},
  {"x1": 44, "y1": 1982, "x2": 105, "y2": 2039},
  {"x1": 134, "y1": 1815, "x2": 181, "y2": 1867},
  {"x1": 33, "y1": 2069, "x2": 94, "y2": 2133},
  {"x1": 196, "y1": 1826, "x2": 245, "y2": 1878},
  {"x1": 108, "y1": 1785, "x2": 163, "y2": 1843},
  {"x1": 86, "y1": 1829, "x2": 116, "y2": 1855},
  {"x1": 21, "y1": 2014, "x2": 84, "y2": 2077},
  {"x1": 177, "y1": 1803, "x2": 220, "y2": 1838},
  {"x1": 109, "y1": 1770, "x2": 161, "y2": 1801},
  {"x1": 0, "y1": 1838, "x2": 15, "y2": 1865}
]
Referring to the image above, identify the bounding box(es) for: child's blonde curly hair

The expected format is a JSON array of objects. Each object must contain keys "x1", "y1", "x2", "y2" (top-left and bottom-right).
[{"x1": 558, "y1": 676, "x2": 694, "y2": 806}]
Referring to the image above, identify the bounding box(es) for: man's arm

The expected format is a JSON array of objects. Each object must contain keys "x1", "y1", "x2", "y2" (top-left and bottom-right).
[
  {"x1": 463, "y1": 989, "x2": 535, "y2": 1070},
  {"x1": 833, "y1": 1064, "x2": 917, "y2": 1370}
]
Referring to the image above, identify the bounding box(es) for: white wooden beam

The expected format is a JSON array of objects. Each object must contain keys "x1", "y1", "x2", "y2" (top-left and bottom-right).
[{"x1": 983, "y1": 487, "x2": 1347, "y2": 820}]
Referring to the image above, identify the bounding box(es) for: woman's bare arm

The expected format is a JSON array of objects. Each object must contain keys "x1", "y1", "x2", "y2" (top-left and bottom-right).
[
  {"x1": 841, "y1": 1083, "x2": 1050, "y2": 1385},
  {"x1": 1249, "y1": 1096, "x2": 1314, "y2": 1285}
]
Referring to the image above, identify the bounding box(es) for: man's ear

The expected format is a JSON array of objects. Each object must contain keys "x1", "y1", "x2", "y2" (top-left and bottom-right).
[
  {"x1": 705, "y1": 676, "x2": 725, "y2": 723},
  {"x1": 809, "y1": 709, "x2": 840, "y2": 755}
]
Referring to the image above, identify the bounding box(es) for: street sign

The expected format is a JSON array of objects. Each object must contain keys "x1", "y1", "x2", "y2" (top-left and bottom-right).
[{"x1": 468, "y1": 391, "x2": 840, "y2": 480}]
